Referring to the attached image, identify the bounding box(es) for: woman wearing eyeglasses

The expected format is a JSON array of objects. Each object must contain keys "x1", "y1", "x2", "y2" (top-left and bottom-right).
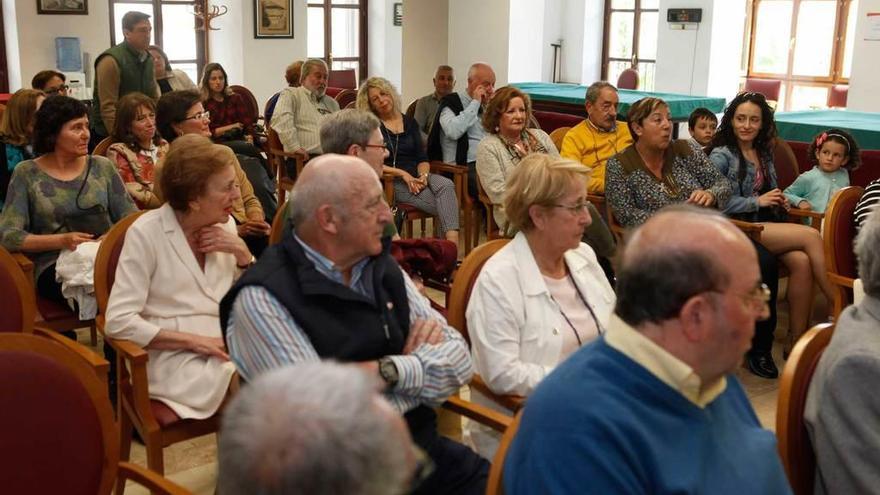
[
  {"x1": 466, "y1": 153, "x2": 615, "y2": 458},
  {"x1": 157, "y1": 90, "x2": 270, "y2": 256}
]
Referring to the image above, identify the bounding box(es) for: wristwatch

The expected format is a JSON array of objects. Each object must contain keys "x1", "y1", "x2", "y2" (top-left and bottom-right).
[
  {"x1": 378, "y1": 357, "x2": 399, "y2": 388},
  {"x1": 236, "y1": 254, "x2": 256, "y2": 269}
]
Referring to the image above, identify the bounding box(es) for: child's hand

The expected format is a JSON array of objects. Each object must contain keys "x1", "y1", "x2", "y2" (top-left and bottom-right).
[{"x1": 797, "y1": 200, "x2": 812, "y2": 210}]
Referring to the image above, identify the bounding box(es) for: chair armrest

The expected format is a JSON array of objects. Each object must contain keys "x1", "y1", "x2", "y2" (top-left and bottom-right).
[
  {"x1": 729, "y1": 219, "x2": 764, "y2": 241},
  {"x1": 429, "y1": 161, "x2": 467, "y2": 176},
  {"x1": 12, "y1": 252, "x2": 34, "y2": 281},
  {"x1": 470, "y1": 375, "x2": 526, "y2": 412},
  {"x1": 442, "y1": 395, "x2": 512, "y2": 433},
  {"x1": 381, "y1": 172, "x2": 396, "y2": 204},
  {"x1": 117, "y1": 461, "x2": 194, "y2": 495},
  {"x1": 107, "y1": 337, "x2": 150, "y2": 365},
  {"x1": 787, "y1": 208, "x2": 824, "y2": 229},
  {"x1": 827, "y1": 272, "x2": 854, "y2": 288}
]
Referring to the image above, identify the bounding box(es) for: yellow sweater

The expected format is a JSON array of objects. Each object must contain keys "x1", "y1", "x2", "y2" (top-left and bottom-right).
[{"x1": 560, "y1": 120, "x2": 633, "y2": 193}]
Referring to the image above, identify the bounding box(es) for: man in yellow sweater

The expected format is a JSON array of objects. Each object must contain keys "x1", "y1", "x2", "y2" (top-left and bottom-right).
[{"x1": 560, "y1": 82, "x2": 633, "y2": 193}]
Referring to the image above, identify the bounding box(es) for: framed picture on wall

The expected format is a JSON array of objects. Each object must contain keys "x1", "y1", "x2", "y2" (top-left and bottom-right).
[
  {"x1": 254, "y1": 0, "x2": 293, "y2": 38},
  {"x1": 37, "y1": 0, "x2": 88, "y2": 15}
]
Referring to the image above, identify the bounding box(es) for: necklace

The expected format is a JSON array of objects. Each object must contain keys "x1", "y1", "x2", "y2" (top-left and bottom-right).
[
  {"x1": 381, "y1": 125, "x2": 400, "y2": 167},
  {"x1": 548, "y1": 271, "x2": 604, "y2": 346},
  {"x1": 635, "y1": 145, "x2": 680, "y2": 197}
]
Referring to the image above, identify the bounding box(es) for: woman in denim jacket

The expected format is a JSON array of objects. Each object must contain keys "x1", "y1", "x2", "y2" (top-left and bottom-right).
[{"x1": 708, "y1": 92, "x2": 834, "y2": 353}]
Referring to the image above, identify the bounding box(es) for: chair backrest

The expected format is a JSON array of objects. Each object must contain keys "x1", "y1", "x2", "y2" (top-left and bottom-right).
[
  {"x1": 776, "y1": 322, "x2": 834, "y2": 495},
  {"x1": 773, "y1": 138, "x2": 801, "y2": 190},
  {"x1": 532, "y1": 110, "x2": 583, "y2": 133},
  {"x1": 328, "y1": 69, "x2": 357, "y2": 89},
  {"x1": 94, "y1": 211, "x2": 147, "y2": 318},
  {"x1": 269, "y1": 199, "x2": 289, "y2": 246},
  {"x1": 405, "y1": 99, "x2": 418, "y2": 120},
  {"x1": 744, "y1": 78, "x2": 782, "y2": 102},
  {"x1": 617, "y1": 68, "x2": 639, "y2": 90},
  {"x1": 229, "y1": 84, "x2": 260, "y2": 124},
  {"x1": 824, "y1": 186, "x2": 864, "y2": 281},
  {"x1": 0, "y1": 247, "x2": 36, "y2": 333},
  {"x1": 827, "y1": 85, "x2": 848, "y2": 108},
  {"x1": 485, "y1": 409, "x2": 524, "y2": 495},
  {"x1": 264, "y1": 91, "x2": 282, "y2": 128},
  {"x1": 334, "y1": 88, "x2": 357, "y2": 110},
  {"x1": 549, "y1": 126, "x2": 570, "y2": 152},
  {"x1": 475, "y1": 174, "x2": 502, "y2": 240},
  {"x1": 0, "y1": 333, "x2": 118, "y2": 494},
  {"x1": 447, "y1": 239, "x2": 510, "y2": 344},
  {"x1": 92, "y1": 137, "x2": 114, "y2": 157}
]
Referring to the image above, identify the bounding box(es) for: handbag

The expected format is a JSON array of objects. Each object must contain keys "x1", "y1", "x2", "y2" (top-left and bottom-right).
[{"x1": 57, "y1": 157, "x2": 113, "y2": 236}]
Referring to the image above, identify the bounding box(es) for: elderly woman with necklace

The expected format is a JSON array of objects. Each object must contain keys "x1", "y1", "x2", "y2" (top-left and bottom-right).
[{"x1": 357, "y1": 77, "x2": 460, "y2": 246}]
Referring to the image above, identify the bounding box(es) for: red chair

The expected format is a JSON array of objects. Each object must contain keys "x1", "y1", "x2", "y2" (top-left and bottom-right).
[
  {"x1": 532, "y1": 110, "x2": 584, "y2": 133},
  {"x1": 744, "y1": 78, "x2": 782, "y2": 102},
  {"x1": 827, "y1": 85, "x2": 848, "y2": 108},
  {"x1": 334, "y1": 88, "x2": 358, "y2": 110},
  {"x1": 328, "y1": 69, "x2": 357, "y2": 89},
  {"x1": 229, "y1": 84, "x2": 260, "y2": 125},
  {"x1": 617, "y1": 68, "x2": 639, "y2": 90},
  {"x1": 823, "y1": 186, "x2": 864, "y2": 318}
]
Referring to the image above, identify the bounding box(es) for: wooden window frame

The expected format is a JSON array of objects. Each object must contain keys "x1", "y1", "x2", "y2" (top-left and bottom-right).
[
  {"x1": 306, "y1": 0, "x2": 368, "y2": 82},
  {"x1": 601, "y1": 0, "x2": 659, "y2": 84},
  {"x1": 108, "y1": 0, "x2": 207, "y2": 80},
  {"x1": 744, "y1": 0, "x2": 857, "y2": 109}
]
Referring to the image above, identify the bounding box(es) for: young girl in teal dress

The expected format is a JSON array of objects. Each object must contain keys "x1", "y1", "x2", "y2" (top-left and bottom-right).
[{"x1": 784, "y1": 128, "x2": 861, "y2": 213}]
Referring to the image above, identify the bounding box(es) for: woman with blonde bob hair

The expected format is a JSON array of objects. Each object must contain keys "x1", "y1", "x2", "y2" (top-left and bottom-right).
[
  {"x1": 0, "y1": 89, "x2": 45, "y2": 205},
  {"x1": 465, "y1": 153, "x2": 616, "y2": 458},
  {"x1": 106, "y1": 134, "x2": 253, "y2": 421}
]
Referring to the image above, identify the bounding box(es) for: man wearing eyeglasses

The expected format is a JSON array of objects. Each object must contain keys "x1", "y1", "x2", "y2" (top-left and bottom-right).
[
  {"x1": 505, "y1": 205, "x2": 792, "y2": 495},
  {"x1": 90, "y1": 11, "x2": 159, "y2": 150},
  {"x1": 31, "y1": 70, "x2": 69, "y2": 97}
]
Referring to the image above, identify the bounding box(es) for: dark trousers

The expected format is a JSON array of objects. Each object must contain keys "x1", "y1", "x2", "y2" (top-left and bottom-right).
[
  {"x1": 466, "y1": 161, "x2": 478, "y2": 200},
  {"x1": 412, "y1": 435, "x2": 490, "y2": 495},
  {"x1": 751, "y1": 240, "x2": 780, "y2": 355}
]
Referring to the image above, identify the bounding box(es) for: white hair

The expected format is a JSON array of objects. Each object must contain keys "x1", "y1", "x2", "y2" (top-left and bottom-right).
[
  {"x1": 856, "y1": 207, "x2": 880, "y2": 297},
  {"x1": 217, "y1": 362, "x2": 412, "y2": 495}
]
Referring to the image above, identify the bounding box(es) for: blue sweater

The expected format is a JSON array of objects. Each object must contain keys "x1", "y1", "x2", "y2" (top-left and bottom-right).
[
  {"x1": 783, "y1": 167, "x2": 849, "y2": 213},
  {"x1": 504, "y1": 338, "x2": 792, "y2": 494}
]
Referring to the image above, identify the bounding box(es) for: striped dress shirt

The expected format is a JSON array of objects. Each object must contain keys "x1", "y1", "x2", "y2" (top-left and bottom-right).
[
  {"x1": 269, "y1": 86, "x2": 339, "y2": 154},
  {"x1": 225, "y1": 235, "x2": 474, "y2": 413}
]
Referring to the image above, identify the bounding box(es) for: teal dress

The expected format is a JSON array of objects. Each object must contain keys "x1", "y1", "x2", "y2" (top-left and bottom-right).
[{"x1": 1, "y1": 141, "x2": 33, "y2": 207}]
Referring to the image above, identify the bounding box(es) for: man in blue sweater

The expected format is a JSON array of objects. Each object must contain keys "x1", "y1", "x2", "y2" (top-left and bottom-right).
[{"x1": 504, "y1": 205, "x2": 792, "y2": 494}]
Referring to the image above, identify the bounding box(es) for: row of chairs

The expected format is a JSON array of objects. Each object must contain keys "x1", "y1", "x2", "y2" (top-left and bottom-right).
[{"x1": 743, "y1": 78, "x2": 848, "y2": 109}]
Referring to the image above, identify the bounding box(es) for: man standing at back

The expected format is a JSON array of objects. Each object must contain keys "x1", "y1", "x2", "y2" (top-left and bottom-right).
[
  {"x1": 413, "y1": 65, "x2": 455, "y2": 137},
  {"x1": 91, "y1": 11, "x2": 159, "y2": 148},
  {"x1": 271, "y1": 58, "x2": 340, "y2": 161},
  {"x1": 427, "y1": 62, "x2": 495, "y2": 198},
  {"x1": 504, "y1": 205, "x2": 791, "y2": 494},
  {"x1": 560, "y1": 81, "x2": 632, "y2": 194}
]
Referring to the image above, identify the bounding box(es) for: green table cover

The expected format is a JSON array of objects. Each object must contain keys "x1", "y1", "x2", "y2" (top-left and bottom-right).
[
  {"x1": 510, "y1": 82, "x2": 727, "y2": 121},
  {"x1": 774, "y1": 110, "x2": 880, "y2": 150}
]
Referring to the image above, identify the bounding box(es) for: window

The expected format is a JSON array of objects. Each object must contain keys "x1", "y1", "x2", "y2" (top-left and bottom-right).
[
  {"x1": 745, "y1": 0, "x2": 859, "y2": 110},
  {"x1": 109, "y1": 0, "x2": 206, "y2": 84},
  {"x1": 307, "y1": 0, "x2": 367, "y2": 83},
  {"x1": 602, "y1": 0, "x2": 659, "y2": 90}
]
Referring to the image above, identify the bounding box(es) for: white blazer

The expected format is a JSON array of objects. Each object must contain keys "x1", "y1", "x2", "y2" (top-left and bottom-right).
[
  {"x1": 105, "y1": 204, "x2": 237, "y2": 420},
  {"x1": 465, "y1": 231, "x2": 615, "y2": 457}
]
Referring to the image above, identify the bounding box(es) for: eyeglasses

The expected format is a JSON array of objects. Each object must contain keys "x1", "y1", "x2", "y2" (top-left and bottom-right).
[
  {"x1": 362, "y1": 142, "x2": 387, "y2": 151},
  {"x1": 45, "y1": 85, "x2": 69, "y2": 95},
  {"x1": 183, "y1": 111, "x2": 210, "y2": 122},
  {"x1": 713, "y1": 283, "x2": 771, "y2": 319},
  {"x1": 551, "y1": 201, "x2": 591, "y2": 214}
]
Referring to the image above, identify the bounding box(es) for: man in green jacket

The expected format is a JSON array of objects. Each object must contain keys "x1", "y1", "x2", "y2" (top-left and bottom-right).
[{"x1": 90, "y1": 11, "x2": 159, "y2": 148}]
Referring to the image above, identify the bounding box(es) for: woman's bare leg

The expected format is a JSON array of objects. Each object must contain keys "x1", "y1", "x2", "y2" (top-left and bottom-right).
[
  {"x1": 779, "y1": 251, "x2": 812, "y2": 354},
  {"x1": 758, "y1": 222, "x2": 835, "y2": 303}
]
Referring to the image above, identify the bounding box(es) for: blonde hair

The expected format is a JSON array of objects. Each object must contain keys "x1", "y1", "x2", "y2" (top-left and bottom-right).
[
  {"x1": 0, "y1": 89, "x2": 44, "y2": 146},
  {"x1": 503, "y1": 153, "x2": 590, "y2": 232},
  {"x1": 356, "y1": 77, "x2": 402, "y2": 116}
]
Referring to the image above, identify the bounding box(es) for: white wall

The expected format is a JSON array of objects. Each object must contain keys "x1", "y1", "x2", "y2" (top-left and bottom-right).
[
  {"x1": 2, "y1": 0, "x2": 21, "y2": 89},
  {"x1": 369, "y1": 0, "x2": 403, "y2": 91},
  {"x1": 580, "y1": 1, "x2": 604, "y2": 84},
  {"x1": 401, "y1": 0, "x2": 448, "y2": 104},
  {"x1": 847, "y1": 0, "x2": 880, "y2": 112},
  {"x1": 508, "y1": 0, "x2": 545, "y2": 83},
  {"x1": 447, "y1": 0, "x2": 510, "y2": 87},
  {"x1": 541, "y1": 0, "x2": 562, "y2": 82}
]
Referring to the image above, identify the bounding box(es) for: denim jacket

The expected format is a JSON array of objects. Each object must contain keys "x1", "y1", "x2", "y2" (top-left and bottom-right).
[{"x1": 708, "y1": 145, "x2": 778, "y2": 215}]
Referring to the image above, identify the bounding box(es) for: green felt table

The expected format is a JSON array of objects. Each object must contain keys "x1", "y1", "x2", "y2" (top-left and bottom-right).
[
  {"x1": 510, "y1": 82, "x2": 727, "y2": 121},
  {"x1": 774, "y1": 110, "x2": 880, "y2": 150}
]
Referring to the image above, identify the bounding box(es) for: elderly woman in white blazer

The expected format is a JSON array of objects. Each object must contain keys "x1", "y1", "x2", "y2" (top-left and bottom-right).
[
  {"x1": 465, "y1": 154, "x2": 616, "y2": 458},
  {"x1": 105, "y1": 135, "x2": 254, "y2": 420}
]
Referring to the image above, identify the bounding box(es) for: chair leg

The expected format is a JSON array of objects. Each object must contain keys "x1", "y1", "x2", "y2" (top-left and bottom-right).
[
  {"x1": 89, "y1": 322, "x2": 97, "y2": 347},
  {"x1": 116, "y1": 411, "x2": 134, "y2": 495},
  {"x1": 145, "y1": 432, "x2": 165, "y2": 476},
  {"x1": 420, "y1": 218, "x2": 427, "y2": 238}
]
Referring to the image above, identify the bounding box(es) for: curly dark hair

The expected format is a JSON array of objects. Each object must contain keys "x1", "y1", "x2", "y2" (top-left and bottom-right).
[
  {"x1": 32, "y1": 95, "x2": 88, "y2": 155},
  {"x1": 111, "y1": 92, "x2": 162, "y2": 152},
  {"x1": 807, "y1": 128, "x2": 861, "y2": 171},
  {"x1": 156, "y1": 89, "x2": 202, "y2": 142},
  {"x1": 707, "y1": 92, "x2": 777, "y2": 185}
]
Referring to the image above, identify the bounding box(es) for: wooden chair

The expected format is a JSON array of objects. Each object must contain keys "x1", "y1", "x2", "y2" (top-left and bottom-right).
[
  {"x1": 475, "y1": 173, "x2": 503, "y2": 240},
  {"x1": 334, "y1": 88, "x2": 358, "y2": 110},
  {"x1": 0, "y1": 333, "x2": 192, "y2": 495},
  {"x1": 92, "y1": 136, "x2": 114, "y2": 157},
  {"x1": 773, "y1": 138, "x2": 824, "y2": 229},
  {"x1": 93, "y1": 211, "x2": 232, "y2": 487},
  {"x1": 267, "y1": 127, "x2": 304, "y2": 204},
  {"x1": 328, "y1": 69, "x2": 357, "y2": 89},
  {"x1": 549, "y1": 126, "x2": 570, "y2": 152},
  {"x1": 429, "y1": 160, "x2": 477, "y2": 253},
  {"x1": 229, "y1": 84, "x2": 260, "y2": 124},
  {"x1": 486, "y1": 409, "x2": 524, "y2": 495},
  {"x1": 744, "y1": 78, "x2": 782, "y2": 103},
  {"x1": 269, "y1": 199, "x2": 289, "y2": 246},
  {"x1": 823, "y1": 186, "x2": 864, "y2": 318},
  {"x1": 447, "y1": 239, "x2": 526, "y2": 413},
  {"x1": 263, "y1": 91, "x2": 282, "y2": 128},
  {"x1": 617, "y1": 68, "x2": 639, "y2": 90},
  {"x1": 405, "y1": 98, "x2": 418, "y2": 120},
  {"x1": 776, "y1": 322, "x2": 834, "y2": 495},
  {"x1": 827, "y1": 85, "x2": 848, "y2": 109}
]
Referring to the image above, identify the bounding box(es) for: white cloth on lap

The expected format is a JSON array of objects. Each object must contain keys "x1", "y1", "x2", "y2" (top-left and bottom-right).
[{"x1": 55, "y1": 241, "x2": 100, "y2": 320}]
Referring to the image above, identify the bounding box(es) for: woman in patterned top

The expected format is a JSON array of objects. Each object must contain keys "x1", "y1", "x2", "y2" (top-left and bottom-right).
[
  {"x1": 605, "y1": 97, "x2": 729, "y2": 228},
  {"x1": 0, "y1": 89, "x2": 45, "y2": 206},
  {"x1": 0, "y1": 96, "x2": 136, "y2": 303},
  {"x1": 107, "y1": 92, "x2": 169, "y2": 209}
]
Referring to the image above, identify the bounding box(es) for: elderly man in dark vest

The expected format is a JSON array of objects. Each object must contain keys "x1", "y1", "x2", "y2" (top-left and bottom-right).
[
  {"x1": 220, "y1": 154, "x2": 490, "y2": 495},
  {"x1": 90, "y1": 11, "x2": 159, "y2": 148}
]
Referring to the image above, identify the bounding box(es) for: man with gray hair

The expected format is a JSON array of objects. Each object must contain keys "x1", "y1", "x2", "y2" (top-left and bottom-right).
[
  {"x1": 220, "y1": 154, "x2": 490, "y2": 494},
  {"x1": 218, "y1": 362, "x2": 417, "y2": 495},
  {"x1": 414, "y1": 65, "x2": 456, "y2": 137},
  {"x1": 805, "y1": 207, "x2": 880, "y2": 495},
  {"x1": 560, "y1": 81, "x2": 633, "y2": 193},
  {"x1": 319, "y1": 109, "x2": 389, "y2": 177},
  {"x1": 271, "y1": 58, "x2": 340, "y2": 160},
  {"x1": 504, "y1": 205, "x2": 791, "y2": 494}
]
